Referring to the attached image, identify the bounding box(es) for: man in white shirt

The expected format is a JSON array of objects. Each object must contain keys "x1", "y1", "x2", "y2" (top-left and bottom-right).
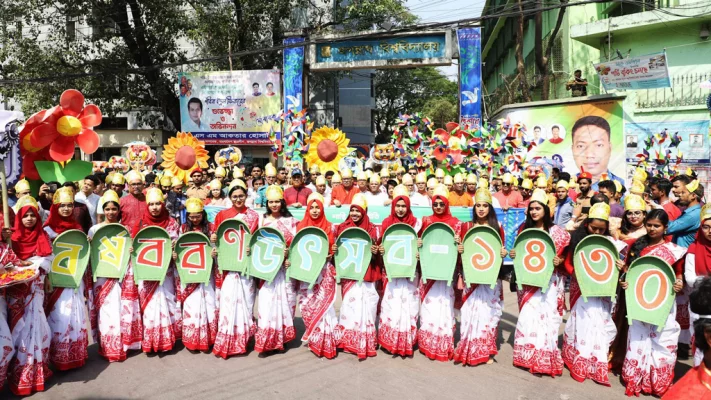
[
  {"x1": 410, "y1": 172, "x2": 431, "y2": 207},
  {"x1": 314, "y1": 175, "x2": 332, "y2": 206},
  {"x1": 75, "y1": 175, "x2": 101, "y2": 224},
  {"x1": 364, "y1": 175, "x2": 389, "y2": 206},
  {"x1": 183, "y1": 98, "x2": 206, "y2": 132}
]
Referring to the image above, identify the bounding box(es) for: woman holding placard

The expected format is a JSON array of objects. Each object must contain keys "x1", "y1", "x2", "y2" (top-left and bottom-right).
[
  {"x1": 509, "y1": 188, "x2": 570, "y2": 376},
  {"x1": 43, "y1": 187, "x2": 90, "y2": 371},
  {"x1": 131, "y1": 188, "x2": 181, "y2": 353},
  {"x1": 211, "y1": 181, "x2": 261, "y2": 358},
  {"x1": 455, "y1": 187, "x2": 507, "y2": 366},
  {"x1": 614, "y1": 194, "x2": 647, "y2": 242},
  {"x1": 417, "y1": 185, "x2": 462, "y2": 361},
  {"x1": 685, "y1": 204, "x2": 711, "y2": 366},
  {"x1": 294, "y1": 192, "x2": 339, "y2": 358},
  {"x1": 561, "y1": 202, "x2": 627, "y2": 385},
  {"x1": 175, "y1": 198, "x2": 217, "y2": 352},
  {"x1": 254, "y1": 185, "x2": 298, "y2": 353},
  {"x1": 619, "y1": 209, "x2": 685, "y2": 397},
  {"x1": 378, "y1": 185, "x2": 422, "y2": 357},
  {"x1": 6, "y1": 196, "x2": 53, "y2": 395},
  {"x1": 333, "y1": 192, "x2": 381, "y2": 359},
  {"x1": 88, "y1": 190, "x2": 141, "y2": 362}
]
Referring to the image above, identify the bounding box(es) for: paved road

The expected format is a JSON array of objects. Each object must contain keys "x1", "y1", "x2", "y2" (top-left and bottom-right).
[{"x1": 4, "y1": 288, "x2": 693, "y2": 400}]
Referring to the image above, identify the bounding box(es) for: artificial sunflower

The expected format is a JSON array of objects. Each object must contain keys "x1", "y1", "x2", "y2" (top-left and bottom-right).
[
  {"x1": 160, "y1": 132, "x2": 209, "y2": 183},
  {"x1": 304, "y1": 126, "x2": 353, "y2": 173}
]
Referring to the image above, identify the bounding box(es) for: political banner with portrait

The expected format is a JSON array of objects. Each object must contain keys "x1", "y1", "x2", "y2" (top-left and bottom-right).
[
  {"x1": 177, "y1": 70, "x2": 281, "y2": 145},
  {"x1": 624, "y1": 120, "x2": 710, "y2": 163},
  {"x1": 495, "y1": 98, "x2": 625, "y2": 189}
]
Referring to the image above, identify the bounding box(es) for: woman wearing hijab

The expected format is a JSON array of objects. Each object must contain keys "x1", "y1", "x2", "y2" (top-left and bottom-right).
[
  {"x1": 132, "y1": 187, "x2": 181, "y2": 353},
  {"x1": 333, "y1": 192, "x2": 381, "y2": 359},
  {"x1": 7, "y1": 196, "x2": 53, "y2": 395},
  {"x1": 417, "y1": 184, "x2": 463, "y2": 361},
  {"x1": 211, "y1": 181, "x2": 261, "y2": 358},
  {"x1": 175, "y1": 198, "x2": 217, "y2": 351},
  {"x1": 509, "y1": 188, "x2": 570, "y2": 376},
  {"x1": 292, "y1": 192, "x2": 339, "y2": 358},
  {"x1": 377, "y1": 185, "x2": 421, "y2": 357},
  {"x1": 43, "y1": 187, "x2": 89, "y2": 371},
  {"x1": 253, "y1": 185, "x2": 298, "y2": 353},
  {"x1": 686, "y1": 204, "x2": 711, "y2": 367},
  {"x1": 455, "y1": 187, "x2": 507, "y2": 366}
]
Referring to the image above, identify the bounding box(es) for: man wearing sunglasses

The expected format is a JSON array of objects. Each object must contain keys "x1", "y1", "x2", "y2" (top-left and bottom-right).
[{"x1": 492, "y1": 173, "x2": 524, "y2": 211}]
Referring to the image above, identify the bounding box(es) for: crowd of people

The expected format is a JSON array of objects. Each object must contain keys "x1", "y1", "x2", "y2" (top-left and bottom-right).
[{"x1": 0, "y1": 160, "x2": 709, "y2": 398}]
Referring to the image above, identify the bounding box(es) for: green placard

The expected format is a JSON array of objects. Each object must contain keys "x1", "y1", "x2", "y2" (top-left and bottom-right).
[
  {"x1": 382, "y1": 223, "x2": 418, "y2": 280},
  {"x1": 573, "y1": 234, "x2": 620, "y2": 301},
  {"x1": 334, "y1": 227, "x2": 373, "y2": 283},
  {"x1": 247, "y1": 227, "x2": 286, "y2": 283},
  {"x1": 90, "y1": 223, "x2": 132, "y2": 282},
  {"x1": 513, "y1": 229, "x2": 556, "y2": 292},
  {"x1": 50, "y1": 229, "x2": 90, "y2": 288},
  {"x1": 461, "y1": 225, "x2": 503, "y2": 288},
  {"x1": 420, "y1": 222, "x2": 457, "y2": 285},
  {"x1": 216, "y1": 219, "x2": 251, "y2": 273},
  {"x1": 625, "y1": 255, "x2": 676, "y2": 330},
  {"x1": 131, "y1": 226, "x2": 172, "y2": 284},
  {"x1": 175, "y1": 232, "x2": 213, "y2": 285},
  {"x1": 286, "y1": 227, "x2": 329, "y2": 288}
]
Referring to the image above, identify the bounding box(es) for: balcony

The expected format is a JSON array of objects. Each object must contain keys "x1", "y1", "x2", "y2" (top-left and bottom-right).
[{"x1": 635, "y1": 72, "x2": 710, "y2": 109}]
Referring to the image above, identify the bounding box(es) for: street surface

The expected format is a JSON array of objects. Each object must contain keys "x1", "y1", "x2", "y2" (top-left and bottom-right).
[{"x1": 5, "y1": 288, "x2": 693, "y2": 400}]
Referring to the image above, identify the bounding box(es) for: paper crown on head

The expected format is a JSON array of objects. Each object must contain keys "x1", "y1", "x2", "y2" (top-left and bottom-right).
[
  {"x1": 435, "y1": 168, "x2": 445, "y2": 178},
  {"x1": 309, "y1": 164, "x2": 320, "y2": 174},
  {"x1": 185, "y1": 198, "x2": 204, "y2": 214},
  {"x1": 633, "y1": 167, "x2": 648, "y2": 183},
  {"x1": 530, "y1": 189, "x2": 548, "y2": 205},
  {"x1": 214, "y1": 166, "x2": 226, "y2": 177},
  {"x1": 614, "y1": 180, "x2": 622, "y2": 193},
  {"x1": 351, "y1": 192, "x2": 368, "y2": 209},
  {"x1": 630, "y1": 179, "x2": 645, "y2": 195},
  {"x1": 265, "y1": 185, "x2": 284, "y2": 201},
  {"x1": 340, "y1": 168, "x2": 353, "y2": 179},
  {"x1": 146, "y1": 187, "x2": 164, "y2": 203},
  {"x1": 105, "y1": 172, "x2": 115, "y2": 184},
  {"x1": 415, "y1": 172, "x2": 427, "y2": 184},
  {"x1": 589, "y1": 203, "x2": 611, "y2": 221},
  {"x1": 369, "y1": 174, "x2": 381, "y2": 184},
  {"x1": 307, "y1": 192, "x2": 325, "y2": 205},
  {"x1": 331, "y1": 171, "x2": 342, "y2": 183},
  {"x1": 365, "y1": 170, "x2": 373, "y2": 180},
  {"x1": 453, "y1": 173, "x2": 463, "y2": 184},
  {"x1": 556, "y1": 180, "x2": 569, "y2": 190},
  {"x1": 521, "y1": 178, "x2": 533, "y2": 190},
  {"x1": 401, "y1": 173, "x2": 413, "y2": 185},
  {"x1": 701, "y1": 204, "x2": 711, "y2": 222},
  {"x1": 432, "y1": 184, "x2": 449, "y2": 199},
  {"x1": 53, "y1": 187, "x2": 74, "y2": 205},
  {"x1": 265, "y1": 163, "x2": 277, "y2": 177},
  {"x1": 15, "y1": 195, "x2": 39, "y2": 211},
  {"x1": 478, "y1": 178, "x2": 489, "y2": 189},
  {"x1": 475, "y1": 188, "x2": 492, "y2": 205},
  {"x1": 687, "y1": 179, "x2": 700, "y2": 193},
  {"x1": 427, "y1": 177, "x2": 438, "y2": 188},
  {"x1": 171, "y1": 176, "x2": 183, "y2": 187},
  {"x1": 233, "y1": 167, "x2": 244, "y2": 179},
  {"x1": 112, "y1": 173, "x2": 126, "y2": 185},
  {"x1": 315, "y1": 175, "x2": 327, "y2": 186},
  {"x1": 379, "y1": 168, "x2": 390, "y2": 178},
  {"x1": 466, "y1": 173, "x2": 477, "y2": 184},
  {"x1": 443, "y1": 175, "x2": 453, "y2": 185},
  {"x1": 502, "y1": 173, "x2": 513, "y2": 184},
  {"x1": 356, "y1": 171, "x2": 367, "y2": 181},
  {"x1": 208, "y1": 179, "x2": 222, "y2": 191},
  {"x1": 536, "y1": 176, "x2": 548, "y2": 189},
  {"x1": 126, "y1": 170, "x2": 145, "y2": 184},
  {"x1": 624, "y1": 194, "x2": 646, "y2": 211},
  {"x1": 392, "y1": 184, "x2": 410, "y2": 199},
  {"x1": 100, "y1": 190, "x2": 120, "y2": 206},
  {"x1": 159, "y1": 176, "x2": 172, "y2": 187},
  {"x1": 229, "y1": 179, "x2": 247, "y2": 191},
  {"x1": 14, "y1": 179, "x2": 30, "y2": 193}
]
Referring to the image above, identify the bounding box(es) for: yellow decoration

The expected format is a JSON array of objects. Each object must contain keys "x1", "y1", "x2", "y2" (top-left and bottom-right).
[
  {"x1": 380, "y1": 168, "x2": 390, "y2": 178},
  {"x1": 687, "y1": 179, "x2": 700, "y2": 193},
  {"x1": 369, "y1": 175, "x2": 381, "y2": 184},
  {"x1": 589, "y1": 203, "x2": 610, "y2": 221},
  {"x1": 401, "y1": 174, "x2": 413, "y2": 185},
  {"x1": 171, "y1": 177, "x2": 183, "y2": 187},
  {"x1": 535, "y1": 176, "x2": 548, "y2": 189},
  {"x1": 556, "y1": 180, "x2": 569, "y2": 190},
  {"x1": 100, "y1": 189, "x2": 120, "y2": 206},
  {"x1": 435, "y1": 168, "x2": 445, "y2": 178},
  {"x1": 214, "y1": 166, "x2": 227, "y2": 177},
  {"x1": 502, "y1": 173, "x2": 513, "y2": 184},
  {"x1": 53, "y1": 187, "x2": 74, "y2": 205},
  {"x1": 351, "y1": 193, "x2": 368, "y2": 209},
  {"x1": 185, "y1": 198, "x2": 204, "y2": 214},
  {"x1": 630, "y1": 179, "x2": 645, "y2": 195},
  {"x1": 341, "y1": 169, "x2": 353, "y2": 179},
  {"x1": 443, "y1": 175, "x2": 453, "y2": 185},
  {"x1": 633, "y1": 167, "x2": 648, "y2": 183},
  {"x1": 159, "y1": 176, "x2": 172, "y2": 187},
  {"x1": 15, "y1": 195, "x2": 39, "y2": 211},
  {"x1": 478, "y1": 178, "x2": 489, "y2": 189},
  {"x1": 265, "y1": 163, "x2": 277, "y2": 177},
  {"x1": 229, "y1": 179, "x2": 247, "y2": 191},
  {"x1": 530, "y1": 189, "x2": 548, "y2": 205},
  {"x1": 233, "y1": 167, "x2": 244, "y2": 179},
  {"x1": 14, "y1": 179, "x2": 30, "y2": 193},
  {"x1": 614, "y1": 180, "x2": 622, "y2": 194},
  {"x1": 466, "y1": 173, "x2": 477, "y2": 184},
  {"x1": 160, "y1": 132, "x2": 210, "y2": 184},
  {"x1": 625, "y1": 194, "x2": 646, "y2": 212},
  {"x1": 453, "y1": 173, "x2": 463, "y2": 184},
  {"x1": 701, "y1": 204, "x2": 711, "y2": 222},
  {"x1": 432, "y1": 184, "x2": 449, "y2": 198},
  {"x1": 56, "y1": 115, "x2": 82, "y2": 137},
  {"x1": 307, "y1": 192, "x2": 325, "y2": 205},
  {"x1": 111, "y1": 173, "x2": 126, "y2": 185},
  {"x1": 125, "y1": 170, "x2": 144, "y2": 184},
  {"x1": 304, "y1": 126, "x2": 353, "y2": 174},
  {"x1": 392, "y1": 184, "x2": 410, "y2": 198},
  {"x1": 520, "y1": 179, "x2": 533, "y2": 190},
  {"x1": 415, "y1": 172, "x2": 427, "y2": 184},
  {"x1": 474, "y1": 188, "x2": 492, "y2": 205},
  {"x1": 331, "y1": 172, "x2": 342, "y2": 183},
  {"x1": 265, "y1": 185, "x2": 284, "y2": 201},
  {"x1": 427, "y1": 177, "x2": 438, "y2": 188},
  {"x1": 208, "y1": 179, "x2": 222, "y2": 191},
  {"x1": 356, "y1": 171, "x2": 367, "y2": 181},
  {"x1": 146, "y1": 187, "x2": 164, "y2": 204}
]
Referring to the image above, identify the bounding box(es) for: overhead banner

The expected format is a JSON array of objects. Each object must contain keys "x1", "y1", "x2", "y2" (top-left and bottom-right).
[
  {"x1": 497, "y1": 98, "x2": 625, "y2": 189},
  {"x1": 457, "y1": 27, "x2": 482, "y2": 130},
  {"x1": 625, "y1": 120, "x2": 710, "y2": 163},
  {"x1": 283, "y1": 37, "x2": 305, "y2": 114},
  {"x1": 178, "y1": 70, "x2": 281, "y2": 145},
  {"x1": 594, "y1": 51, "x2": 671, "y2": 91}
]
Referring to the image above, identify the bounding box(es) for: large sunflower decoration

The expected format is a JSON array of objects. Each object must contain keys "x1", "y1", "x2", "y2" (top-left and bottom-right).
[
  {"x1": 161, "y1": 132, "x2": 210, "y2": 183},
  {"x1": 304, "y1": 126, "x2": 353, "y2": 173}
]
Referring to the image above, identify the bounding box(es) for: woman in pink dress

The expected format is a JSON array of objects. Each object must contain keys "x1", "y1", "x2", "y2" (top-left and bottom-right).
[
  {"x1": 509, "y1": 189, "x2": 570, "y2": 376},
  {"x1": 378, "y1": 185, "x2": 421, "y2": 357},
  {"x1": 132, "y1": 188, "x2": 181, "y2": 353},
  {"x1": 7, "y1": 196, "x2": 53, "y2": 395},
  {"x1": 211, "y1": 181, "x2": 261, "y2": 358},
  {"x1": 417, "y1": 185, "x2": 462, "y2": 361},
  {"x1": 620, "y1": 209, "x2": 686, "y2": 397},
  {"x1": 455, "y1": 188, "x2": 508, "y2": 366}
]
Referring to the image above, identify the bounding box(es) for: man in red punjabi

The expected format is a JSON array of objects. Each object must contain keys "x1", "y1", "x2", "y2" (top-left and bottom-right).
[
  {"x1": 120, "y1": 170, "x2": 147, "y2": 229},
  {"x1": 492, "y1": 172, "x2": 524, "y2": 210},
  {"x1": 331, "y1": 168, "x2": 359, "y2": 206},
  {"x1": 284, "y1": 168, "x2": 312, "y2": 208}
]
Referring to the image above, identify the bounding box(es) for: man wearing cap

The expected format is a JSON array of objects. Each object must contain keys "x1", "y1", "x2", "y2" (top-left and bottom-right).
[
  {"x1": 109, "y1": 173, "x2": 126, "y2": 197},
  {"x1": 75, "y1": 175, "x2": 102, "y2": 225},
  {"x1": 166, "y1": 176, "x2": 186, "y2": 223},
  {"x1": 571, "y1": 170, "x2": 595, "y2": 224},
  {"x1": 401, "y1": 173, "x2": 415, "y2": 195},
  {"x1": 435, "y1": 168, "x2": 445, "y2": 184},
  {"x1": 214, "y1": 166, "x2": 227, "y2": 186},
  {"x1": 356, "y1": 171, "x2": 369, "y2": 194},
  {"x1": 314, "y1": 176, "x2": 331, "y2": 206},
  {"x1": 365, "y1": 175, "x2": 389, "y2": 206},
  {"x1": 411, "y1": 172, "x2": 431, "y2": 206},
  {"x1": 186, "y1": 168, "x2": 210, "y2": 201},
  {"x1": 284, "y1": 168, "x2": 312, "y2": 207},
  {"x1": 519, "y1": 178, "x2": 534, "y2": 209},
  {"x1": 448, "y1": 173, "x2": 473, "y2": 207},
  {"x1": 331, "y1": 169, "x2": 359, "y2": 206},
  {"x1": 465, "y1": 173, "x2": 478, "y2": 197},
  {"x1": 553, "y1": 180, "x2": 574, "y2": 228},
  {"x1": 667, "y1": 179, "x2": 703, "y2": 248},
  {"x1": 492, "y1": 173, "x2": 524, "y2": 210},
  {"x1": 306, "y1": 165, "x2": 320, "y2": 192},
  {"x1": 119, "y1": 170, "x2": 148, "y2": 228}
]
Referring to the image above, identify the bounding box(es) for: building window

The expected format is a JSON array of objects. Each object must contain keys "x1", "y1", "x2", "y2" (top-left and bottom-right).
[
  {"x1": 370, "y1": 73, "x2": 375, "y2": 97},
  {"x1": 371, "y1": 109, "x2": 376, "y2": 134},
  {"x1": 66, "y1": 17, "x2": 78, "y2": 41}
]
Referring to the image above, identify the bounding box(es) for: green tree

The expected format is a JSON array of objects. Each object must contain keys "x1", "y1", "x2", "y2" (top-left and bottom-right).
[{"x1": 423, "y1": 97, "x2": 458, "y2": 129}]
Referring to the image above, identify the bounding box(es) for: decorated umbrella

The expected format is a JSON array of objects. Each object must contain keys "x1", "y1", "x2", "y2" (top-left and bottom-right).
[{"x1": 160, "y1": 132, "x2": 210, "y2": 183}]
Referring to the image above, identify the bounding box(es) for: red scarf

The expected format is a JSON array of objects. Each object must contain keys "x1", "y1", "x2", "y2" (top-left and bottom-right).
[
  {"x1": 422, "y1": 195, "x2": 459, "y2": 231},
  {"x1": 335, "y1": 204, "x2": 377, "y2": 240},
  {"x1": 43, "y1": 203, "x2": 82, "y2": 234},
  {"x1": 297, "y1": 199, "x2": 334, "y2": 245},
  {"x1": 133, "y1": 203, "x2": 171, "y2": 235},
  {"x1": 12, "y1": 205, "x2": 52, "y2": 260},
  {"x1": 689, "y1": 227, "x2": 711, "y2": 276},
  {"x1": 381, "y1": 195, "x2": 418, "y2": 231}
]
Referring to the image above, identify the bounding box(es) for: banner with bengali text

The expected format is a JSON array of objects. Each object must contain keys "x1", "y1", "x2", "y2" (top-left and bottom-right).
[{"x1": 594, "y1": 51, "x2": 671, "y2": 91}]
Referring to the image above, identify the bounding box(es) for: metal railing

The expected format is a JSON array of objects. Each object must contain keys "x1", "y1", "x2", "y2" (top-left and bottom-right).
[{"x1": 636, "y1": 72, "x2": 710, "y2": 109}]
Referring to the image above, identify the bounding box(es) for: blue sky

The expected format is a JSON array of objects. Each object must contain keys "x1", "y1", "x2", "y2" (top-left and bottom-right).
[{"x1": 405, "y1": 0, "x2": 485, "y2": 80}]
